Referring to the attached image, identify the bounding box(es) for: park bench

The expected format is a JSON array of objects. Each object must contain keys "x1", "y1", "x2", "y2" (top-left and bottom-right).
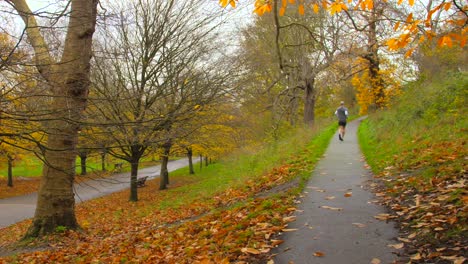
[{"x1": 137, "y1": 176, "x2": 148, "y2": 188}]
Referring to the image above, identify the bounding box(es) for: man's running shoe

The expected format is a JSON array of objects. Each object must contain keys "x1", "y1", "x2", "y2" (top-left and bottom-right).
[{"x1": 339, "y1": 134, "x2": 343, "y2": 141}]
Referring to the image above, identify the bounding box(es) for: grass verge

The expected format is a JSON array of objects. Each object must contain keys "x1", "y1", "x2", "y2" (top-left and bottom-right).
[{"x1": 358, "y1": 72, "x2": 467, "y2": 263}]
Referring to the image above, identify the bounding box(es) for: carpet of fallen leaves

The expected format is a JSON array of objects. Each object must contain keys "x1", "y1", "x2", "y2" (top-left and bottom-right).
[
  {"x1": 368, "y1": 138, "x2": 467, "y2": 264},
  {"x1": 0, "y1": 154, "x2": 314, "y2": 263},
  {"x1": 0, "y1": 178, "x2": 41, "y2": 199}
]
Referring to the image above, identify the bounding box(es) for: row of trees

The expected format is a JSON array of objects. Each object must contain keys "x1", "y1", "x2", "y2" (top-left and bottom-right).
[
  {"x1": 0, "y1": 0, "x2": 466, "y2": 238},
  {"x1": 0, "y1": 0, "x2": 249, "y2": 237}
]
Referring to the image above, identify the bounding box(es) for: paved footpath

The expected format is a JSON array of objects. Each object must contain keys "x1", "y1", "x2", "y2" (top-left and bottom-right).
[
  {"x1": 274, "y1": 118, "x2": 401, "y2": 264},
  {"x1": 0, "y1": 159, "x2": 191, "y2": 229}
]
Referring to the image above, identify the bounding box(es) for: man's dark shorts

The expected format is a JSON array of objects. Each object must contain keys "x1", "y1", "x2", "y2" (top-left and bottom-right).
[{"x1": 338, "y1": 121, "x2": 347, "y2": 127}]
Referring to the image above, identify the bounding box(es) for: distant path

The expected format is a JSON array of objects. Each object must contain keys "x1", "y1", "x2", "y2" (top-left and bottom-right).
[
  {"x1": 274, "y1": 118, "x2": 400, "y2": 263},
  {"x1": 0, "y1": 159, "x2": 191, "y2": 229}
]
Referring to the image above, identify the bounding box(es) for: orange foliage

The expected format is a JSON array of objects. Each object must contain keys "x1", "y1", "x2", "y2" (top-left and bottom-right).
[
  {"x1": 220, "y1": 0, "x2": 468, "y2": 50},
  {"x1": 351, "y1": 59, "x2": 401, "y2": 115}
]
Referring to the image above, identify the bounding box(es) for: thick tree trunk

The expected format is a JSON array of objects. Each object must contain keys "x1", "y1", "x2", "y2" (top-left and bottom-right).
[
  {"x1": 79, "y1": 152, "x2": 87, "y2": 176},
  {"x1": 187, "y1": 147, "x2": 194, "y2": 175},
  {"x1": 159, "y1": 141, "x2": 171, "y2": 190},
  {"x1": 129, "y1": 160, "x2": 139, "y2": 202},
  {"x1": 7, "y1": 157, "x2": 13, "y2": 187},
  {"x1": 303, "y1": 77, "x2": 316, "y2": 127},
  {"x1": 14, "y1": 0, "x2": 99, "y2": 238}
]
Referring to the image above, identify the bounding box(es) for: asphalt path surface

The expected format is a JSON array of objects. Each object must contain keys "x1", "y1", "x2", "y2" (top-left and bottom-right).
[
  {"x1": 0, "y1": 158, "x2": 191, "y2": 229},
  {"x1": 274, "y1": 118, "x2": 401, "y2": 264}
]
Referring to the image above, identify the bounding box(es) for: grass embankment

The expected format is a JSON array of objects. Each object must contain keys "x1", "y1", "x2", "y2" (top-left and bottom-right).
[
  {"x1": 358, "y1": 72, "x2": 467, "y2": 263},
  {"x1": 0, "y1": 122, "x2": 336, "y2": 263}
]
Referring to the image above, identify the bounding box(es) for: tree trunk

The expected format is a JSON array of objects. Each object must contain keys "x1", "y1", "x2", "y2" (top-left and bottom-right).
[
  {"x1": 129, "y1": 160, "x2": 139, "y2": 202},
  {"x1": 7, "y1": 157, "x2": 13, "y2": 187},
  {"x1": 303, "y1": 77, "x2": 316, "y2": 127},
  {"x1": 159, "y1": 141, "x2": 171, "y2": 190},
  {"x1": 204, "y1": 156, "x2": 208, "y2": 167},
  {"x1": 14, "y1": 0, "x2": 99, "y2": 238},
  {"x1": 187, "y1": 147, "x2": 194, "y2": 174},
  {"x1": 199, "y1": 154, "x2": 202, "y2": 171},
  {"x1": 366, "y1": 6, "x2": 385, "y2": 109},
  {"x1": 79, "y1": 152, "x2": 87, "y2": 176},
  {"x1": 100, "y1": 149, "x2": 106, "y2": 171}
]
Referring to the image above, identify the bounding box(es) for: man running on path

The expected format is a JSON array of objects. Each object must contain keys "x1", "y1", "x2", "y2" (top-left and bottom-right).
[{"x1": 335, "y1": 101, "x2": 348, "y2": 141}]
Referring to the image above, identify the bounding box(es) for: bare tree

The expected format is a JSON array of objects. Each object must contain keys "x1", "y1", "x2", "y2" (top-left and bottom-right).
[{"x1": 88, "y1": 0, "x2": 224, "y2": 200}]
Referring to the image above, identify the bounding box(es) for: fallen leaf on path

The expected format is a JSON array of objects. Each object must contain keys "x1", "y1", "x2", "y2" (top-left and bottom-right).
[
  {"x1": 410, "y1": 253, "x2": 421, "y2": 261},
  {"x1": 344, "y1": 192, "x2": 352, "y2": 197},
  {"x1": 320, "y1": 206, "x2": 343, "y2": 211},
  {"x1": 352, "y1": 223, "x2": 366, "y2": 228},
  {"x1": 241, "y1": 248, "x2": 261, "y2": 255},
  {"x1": 371, "y1": 258, "x2": 381, "y2": 264},
  {"x1": 271, "y1": 240, "x2": 284, "y2": 246},
  {"x1": 281, "y1": 228, "x2": 298, "y2": 232},
  {"x1": 315, "y1": 189, "x2": 326, "y2": 193},
  {"x1": 313, "y1": 251, "x2": 325, "y2": 257},
  {"x1": 267, "y1": 260, "x2": 274, "y2": 264},
  {"x1": 398, "y1": 237, "x2": 412, "y2": 243},
  {"x1": 283, "y1": 216, "x2": 296, "y2": 222},
  {"x1": 374, "y1": 213, "x2": 393, "y2": 220},
  {"x1": 325, "y1": 196, "x2": 335, "y2": 200},
  {"x1": 387, "y1": 243, "x2": 404, "y2": 249}
]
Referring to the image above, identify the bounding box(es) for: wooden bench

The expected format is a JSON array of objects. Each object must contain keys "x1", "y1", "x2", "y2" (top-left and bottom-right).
[{"x1": 137, "y1": 176, "x2": 148, "y2": 187}]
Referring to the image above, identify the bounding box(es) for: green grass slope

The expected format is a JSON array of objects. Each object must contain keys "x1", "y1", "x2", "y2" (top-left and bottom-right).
[{"x1": 358, "y1": 72, "x2": 467, "y2": 263}]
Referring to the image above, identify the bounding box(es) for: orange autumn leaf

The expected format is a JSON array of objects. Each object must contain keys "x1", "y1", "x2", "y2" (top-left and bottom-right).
[
  {"x1": 313, "y1": 251, "x2": 325, "y2": 257},
  {"x1": 312, "y1": 3, "x2": 319, "y2": 13},
  {"x1": 298, "y1": 4, "x2": 305, "y2": 15}
]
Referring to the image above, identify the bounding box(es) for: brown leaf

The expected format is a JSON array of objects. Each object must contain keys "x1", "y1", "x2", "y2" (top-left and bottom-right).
[
  {"x1": 352, "y1": 223, "x2": 366, "y2": 228},
  {"x1": 410, "y1": 253, "x2": 421, "y2": 260},
  {"x1": 271, "y1": 240, "x2": 284, "y2": 247},
  {"x1": 344, "y1": 192, "x2": 352, "y2": 197},
  {"x1": 281, "y1": 228, "x2": 298, "y2": 232},
  {"x1": 325, "y1": 196, "x2": 335, "y2": 200},
  {"x1": 387, "y1": 243, "x2": 404, "y2": 249},
  {"x1": 371, "y1": 258, "x2": 381, "y2": 264},
  {"x1": 374, "y1": 214, "x2": 393, "y2": 220},
  {"x1": 283, "y1": 216, "x2": 296, "y2": 222},
  {"x1": 313, "y1": 251, "x2": 325, "y2": 257},
  {"x1": 241, "y1": 248, "x2": 261, "y2": 255},
  {"x1": 398, "y1": 237, "x2": 412, "y2": 243},
  {"x1": 320, "y1": 206, "x2": 343, "y2": 211}
]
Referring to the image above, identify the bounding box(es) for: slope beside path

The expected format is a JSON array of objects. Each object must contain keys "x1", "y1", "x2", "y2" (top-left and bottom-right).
[
  {"x1": 274, "y1": 118, "x2": 401, "y2": 264},
  {"x1": 0, "y1": 159, "x2": 190, "y2": 229}
]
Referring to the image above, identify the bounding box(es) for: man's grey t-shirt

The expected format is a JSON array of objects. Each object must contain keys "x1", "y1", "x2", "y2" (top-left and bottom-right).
[{"x1": 335, "y1": 106, "x2": 348, "y2": 122}]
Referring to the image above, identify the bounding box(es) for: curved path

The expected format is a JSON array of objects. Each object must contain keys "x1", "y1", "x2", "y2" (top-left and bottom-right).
[
  {"x1": 274, "y1": 118, "x2": 401, "y2": 264},
  {"x1": 0, "y1": 159, "x2": 191, "y2": 229}
]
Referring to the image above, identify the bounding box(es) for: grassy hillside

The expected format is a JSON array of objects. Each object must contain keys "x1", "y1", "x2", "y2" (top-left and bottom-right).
[{"x1": 358, "y1": 72, "x2": 467, "y2": 263}]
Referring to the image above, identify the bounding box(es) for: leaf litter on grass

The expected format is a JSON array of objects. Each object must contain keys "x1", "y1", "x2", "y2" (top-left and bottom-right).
[{"x1": 0, "y1": 157, "x2": 313, "y2": 263}]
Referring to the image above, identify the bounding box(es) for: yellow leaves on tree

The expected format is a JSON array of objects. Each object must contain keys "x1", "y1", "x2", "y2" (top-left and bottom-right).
[
  {"x1": 351, "y1": 59, "x2": 401, "y2": 115},
  {"x1": 221, "y1": 0, "x2": 467, "y2": 51}
]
